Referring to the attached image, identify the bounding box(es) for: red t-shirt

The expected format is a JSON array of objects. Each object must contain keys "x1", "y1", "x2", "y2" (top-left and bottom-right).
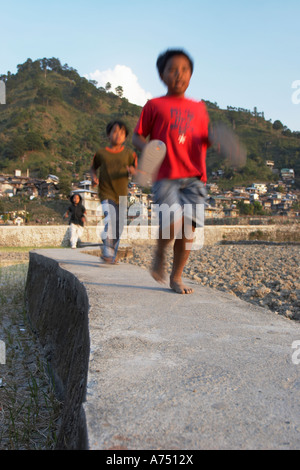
[{"x1": 134, "y1": 95, "x2": 210, "y2": 182}]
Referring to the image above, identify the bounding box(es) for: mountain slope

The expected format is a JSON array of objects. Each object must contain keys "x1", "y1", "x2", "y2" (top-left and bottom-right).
[
  {"x1": 0, "y1": 57, "x2": 299, "y2": 187},
  {"x1": 0, "y1": 58, "x2": 141, "y2": 179}
]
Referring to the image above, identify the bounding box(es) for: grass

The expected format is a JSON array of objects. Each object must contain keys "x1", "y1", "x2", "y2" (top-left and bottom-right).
[
  {"x1": 0, "y1": 247, "x2": 37, "y2": 253},
  {"x1": 248, "y1": 228, "x2": 300, "y2": 242},
  {"x1": 0, "y1": 262, "x2": 62, "y2": 450},
  {"x1": 0, "y1": 247, "x2": 64, "y2": 252},
  {"x1": 0, "y1": 197, "x2": 70, "y2": 225}
]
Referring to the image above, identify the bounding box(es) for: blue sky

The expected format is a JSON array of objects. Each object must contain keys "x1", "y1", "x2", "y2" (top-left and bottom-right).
[{"x1": 1, "y1": 0, "x2": 300, "y2": 131}]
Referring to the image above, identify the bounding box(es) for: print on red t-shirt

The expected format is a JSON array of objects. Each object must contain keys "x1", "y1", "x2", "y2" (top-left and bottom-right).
[{"x1": 134, "y1": 96, "x2": 210, "y2": 182}]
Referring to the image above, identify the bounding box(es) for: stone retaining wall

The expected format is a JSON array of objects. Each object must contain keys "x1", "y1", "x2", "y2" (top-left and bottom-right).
[
  {"x1": 0, "y1": 224, "x2": 298, "y2": 247},
  {"x1": 25, "y1": 252, "x2": 90, "y2": 450}
]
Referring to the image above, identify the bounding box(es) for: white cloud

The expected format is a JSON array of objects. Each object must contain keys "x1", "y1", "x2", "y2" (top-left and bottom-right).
[{"x1": 86, "y1": 65, "x2": 152, "y2": 106}]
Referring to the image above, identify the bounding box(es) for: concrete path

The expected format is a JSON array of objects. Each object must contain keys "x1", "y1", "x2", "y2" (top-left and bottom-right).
[{"x1": 36, "y1": 247, "x2": 300, "y2": 450}]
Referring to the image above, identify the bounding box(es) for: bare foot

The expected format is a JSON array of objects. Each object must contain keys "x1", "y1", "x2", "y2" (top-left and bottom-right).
[
  {"x1": 150, "y1": 251, "x2": 167, "y2": 284},
  {"x1": 101, "y1": 255, "x2": 116, "y2": 264},
  {"x1": 170, "y1": 278, "x2": 194, "y2": 294}
]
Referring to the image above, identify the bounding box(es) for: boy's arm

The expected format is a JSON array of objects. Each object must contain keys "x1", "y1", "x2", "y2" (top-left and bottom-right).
[
  {"x1": 132, "y1": 133, "x2": 147, "y2": 152},
  {"x1": 90, "y1": 154, "x2": 99, "y2": 186},
  {"x1": 82, "y1": 208, "x2": 87, "y2": 225},
  {"x1": 63, "y1": 208, "x2": 70, "y2": 219},
  {"x1": 132, "y1": 100, "x2": 151, "y2": 150},
  {"x1": 90, "y1": 166, "x2": 99, "y2": 186},
  {"x1": 127, "y1": 150, "x2": 138, "y2": 175}
]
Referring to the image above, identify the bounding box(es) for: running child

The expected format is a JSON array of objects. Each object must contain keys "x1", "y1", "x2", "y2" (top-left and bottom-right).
[
  {"x1": 64, "y1": 193, "x2": 86, "y2": 249},
  {"x1": 132, "y1": 48, "x2": 210, "y2": 294},
  {"x1": 91, "y1": 120, "x2": 137, "y2": 264}
]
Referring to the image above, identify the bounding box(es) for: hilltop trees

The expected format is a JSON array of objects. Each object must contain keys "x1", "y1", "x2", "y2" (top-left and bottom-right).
[
  {"x1": 15, "y1": 58, "x2": 64, "y2": 81},
  {"x1": 115, "y1": 85, "x2": 123, "y2": 98},
  {"x1": 272, "y1": 120, "x2": 284, "y2": 130}
]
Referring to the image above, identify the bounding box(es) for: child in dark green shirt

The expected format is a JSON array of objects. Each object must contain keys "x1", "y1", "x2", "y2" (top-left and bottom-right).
[{"x1": 91, "y1": 120, "x2": 137, "y2": 263}]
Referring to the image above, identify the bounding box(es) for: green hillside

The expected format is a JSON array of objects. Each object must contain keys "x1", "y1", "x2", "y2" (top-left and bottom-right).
[
  {"x1": 0, "y1": 58, "x2": 141, "y2": 181},
  {"x1": 206, "y1": 102, "x2": 300, "y2": 188},
  {"x1": 0, "y1": 57, "x2": 299, "y2": 187}
]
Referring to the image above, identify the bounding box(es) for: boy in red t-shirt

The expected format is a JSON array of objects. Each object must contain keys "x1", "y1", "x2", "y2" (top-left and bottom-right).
[{"x1": 133, "y1": 48, "x2": 209, "y2": 294}]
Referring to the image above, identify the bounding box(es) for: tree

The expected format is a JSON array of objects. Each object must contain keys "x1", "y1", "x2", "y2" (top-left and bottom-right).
[
  {"x1": 252, "y1": 201, "x2": 265, "y2": 215},
  {"x1": 17, "y1": 58, "x2": 33, "y2": 74},
  {"x1": 237, "y1": 200, "x2": 253, "y2": 215},
  {"x1": 3, "y1": 136, "x2": 26, "y2": 159},
  {"x1": 35, "y1": 83, "x2": 63, "y2": 106},
  {"x1": 46, "y1": 57, "x2": 62, "y2": 72},
  {"x1": 58, "y1": 175, "x2": 72, "y2": 197},
  {"x1": 105, "y1": 82, "x2": 112, "y2": 92},
  {"x1": 71, "y1": 77, "x2": 98, "y2": 111},
  {"x1": 16, "y1": 58, "x2": 42, "y2": 80},
  {"x1": 272, "y1": 120, "x2": 284, "y2": 130},
  {"x1": 24, "y1": 132, "x2": 44, "y2": 151},
  {"x1": 119, "y1": 97, "x2": 131, "y2": 116},
  {"x1": 115, "y1": 85, "x2": 123, "y2": 98}
]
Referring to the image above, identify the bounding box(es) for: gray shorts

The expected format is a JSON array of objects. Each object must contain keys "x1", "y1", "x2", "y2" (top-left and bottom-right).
[{"x1": 152, "y1": 177, "x2": 207, "y2": 229}]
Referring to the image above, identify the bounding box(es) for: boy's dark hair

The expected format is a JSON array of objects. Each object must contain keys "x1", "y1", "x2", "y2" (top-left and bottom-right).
[
  {"x1": 106, "y1": 120, "x2": 129, "y2": 137},
  {"x1": 156, "y1": 49, "x2": 194, "y2": 78},
  {"x1": 70, "y1": 193, "x2": 82, "y2": 203}
]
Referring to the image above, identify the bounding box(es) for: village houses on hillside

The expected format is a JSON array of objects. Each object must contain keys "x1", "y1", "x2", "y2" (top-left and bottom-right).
[{"x1": 0, "y1": 165, "x2": 299, "y2": 225}]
